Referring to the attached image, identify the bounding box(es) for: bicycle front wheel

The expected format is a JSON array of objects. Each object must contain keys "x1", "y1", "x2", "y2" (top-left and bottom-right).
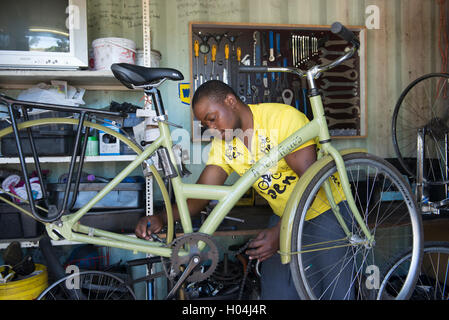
[
  {"x1": 379, "y1": 241, "x2": 449, "y2": 300},
  {"x1": 290, "y1": 152, "x2": 423, "y2": 300}
]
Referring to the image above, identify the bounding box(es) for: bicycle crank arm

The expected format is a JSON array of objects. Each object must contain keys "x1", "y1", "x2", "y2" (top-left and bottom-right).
[{"x1": 165, "y1": 254, "x2": 200, "y2": 300}]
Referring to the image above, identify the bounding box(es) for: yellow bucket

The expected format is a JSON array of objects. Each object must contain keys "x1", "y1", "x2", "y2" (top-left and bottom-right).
[{"x1": 0, "y1": 264, "x2": 48, "y2": 300}]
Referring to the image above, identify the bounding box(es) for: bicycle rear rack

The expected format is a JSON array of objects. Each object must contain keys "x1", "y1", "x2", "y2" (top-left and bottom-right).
[{"x1": 1, "y1": 95, "x2": 126, "y2": 223}]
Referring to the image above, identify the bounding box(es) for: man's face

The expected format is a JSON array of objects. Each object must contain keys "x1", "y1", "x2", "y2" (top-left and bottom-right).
[{"x1": 193, "y1": 94, "x2": 240, "y2": 141}]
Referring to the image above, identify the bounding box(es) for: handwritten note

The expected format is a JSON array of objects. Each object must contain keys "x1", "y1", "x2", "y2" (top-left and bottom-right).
[
  {"x1": 175, "y1": 0, "x2": 242, "y2": 20},
  {"x1": 87, "y1": 0, "x2": 143, "y2": 47}
]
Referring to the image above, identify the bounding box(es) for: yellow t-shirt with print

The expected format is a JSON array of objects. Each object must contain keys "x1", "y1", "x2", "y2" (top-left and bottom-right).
[{"x1": 206, "y1": 103, "x2": 345, "y2": 220}]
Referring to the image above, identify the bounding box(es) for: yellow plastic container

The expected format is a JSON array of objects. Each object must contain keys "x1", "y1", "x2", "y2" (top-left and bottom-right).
[{"x1": 0, "y1": 264, "x2": 48, "y2": 300}]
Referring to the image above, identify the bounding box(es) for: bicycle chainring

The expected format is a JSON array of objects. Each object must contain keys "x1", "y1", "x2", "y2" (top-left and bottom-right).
[{"x1": 169, "y1": 233, "x2": 219, "y2": 283}]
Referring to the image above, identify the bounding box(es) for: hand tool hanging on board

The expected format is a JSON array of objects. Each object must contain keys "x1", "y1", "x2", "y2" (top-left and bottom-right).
[
  {"x1": 198, "y1": 31, "x2": 211, "y2": 54},
  {"x1": 253, "y1": 31, "x2": 262, "y2": 86},
  {"x1": 194, "y1": 40, "x2": 199, "y2": 91},
  {"x1": 276, "y1": 33, "x2": 282, "y2": 60},
  {"x1": 230, "y1": 46, "x2": 241, "y2": 92},
  {"x1": 321, "y1": 79, "x2": 358, "y2": 90},
  {"x1": 241, "y1": 54, "x2": 252, "y2": 102},
  {"x1": 269, "y1": 31, "x2": 275, "y2": 62},
  {"x1": 203, "y1": 54, "x2": 207, "y2": 84},
  {"x1": 281, "y1": 57, "x2": 293, "y2": 106},
  {"x1": 262, "y1": 60, "x2": 270, "y2": 102},
  {"x1": 275, "y1": 61, "x2": 283, "y2": 103},
  {"x1": 292, "y1": 80, "x2": 300, "y2": 109},
  {"x1": 211, "y1": 44, "x2": 217, "y2": 80},
  {"x1": 301, "y1": 77, "x2": 308, "y2": 117},
  {"x1": 223, "y1": 44, "x2": 230, "y2": 84}
]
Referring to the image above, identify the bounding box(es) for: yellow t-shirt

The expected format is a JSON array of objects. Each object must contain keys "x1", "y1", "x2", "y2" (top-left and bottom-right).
[{"x1": 206, "y1": 103, "x2": 344, "y2": 220}]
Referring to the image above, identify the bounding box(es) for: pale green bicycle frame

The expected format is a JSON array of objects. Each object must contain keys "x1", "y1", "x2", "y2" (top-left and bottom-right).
[
  {"x1": 0, "y1": 40, "x2": 373, "y2": 266},
  {"x1": 0, "y1": 93, "x2": 372, "y2": 264}
]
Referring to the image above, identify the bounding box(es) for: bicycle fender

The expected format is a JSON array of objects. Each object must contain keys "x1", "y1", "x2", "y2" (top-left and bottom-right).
[{"x1": 279, "y1": 148, "x2": 367, "y2": 264}]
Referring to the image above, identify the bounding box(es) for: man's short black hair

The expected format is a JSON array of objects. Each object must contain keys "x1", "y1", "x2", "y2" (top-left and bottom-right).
[{"x1": 191, "y1": 80, "x2": 240, "y2": 109}]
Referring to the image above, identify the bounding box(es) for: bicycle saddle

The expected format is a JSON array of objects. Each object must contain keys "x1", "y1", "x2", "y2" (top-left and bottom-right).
[{"x1": 111, "y1": 63, "x2": 184, "y2": 89}]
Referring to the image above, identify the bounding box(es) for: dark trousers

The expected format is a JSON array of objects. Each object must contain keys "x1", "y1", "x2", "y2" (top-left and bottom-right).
[{"x1": 260, "y1": 201, "x2": 354, "y2": 300}]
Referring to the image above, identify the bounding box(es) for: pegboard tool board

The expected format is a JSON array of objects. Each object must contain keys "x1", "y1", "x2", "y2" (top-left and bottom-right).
[{"x1": 188, "y1": 22, "x2": 367, "y2": 142}]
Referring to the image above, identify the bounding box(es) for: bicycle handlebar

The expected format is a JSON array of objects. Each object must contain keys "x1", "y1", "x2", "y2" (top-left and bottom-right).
[{"x1": 239, "y1": 22, "x2": 359, "y2": 78}]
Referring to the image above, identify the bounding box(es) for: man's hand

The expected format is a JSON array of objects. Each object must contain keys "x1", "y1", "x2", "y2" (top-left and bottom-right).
[
  {"x1": 245, "y1": 221, "x2": 281, "y2": 262},
  {"x1": 135, "y1": 215, "x2": 164, "y2": 240}
]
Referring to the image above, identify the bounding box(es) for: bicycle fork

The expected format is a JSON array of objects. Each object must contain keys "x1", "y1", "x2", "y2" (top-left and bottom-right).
[{"x1": 320, "y1": 145, "x2": 375, "y2": 246}]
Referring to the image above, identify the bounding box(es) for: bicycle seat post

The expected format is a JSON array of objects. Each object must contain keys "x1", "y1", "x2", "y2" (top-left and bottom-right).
[{"x1": 144, "y1": 87, "x2": 166, "y2": 117}]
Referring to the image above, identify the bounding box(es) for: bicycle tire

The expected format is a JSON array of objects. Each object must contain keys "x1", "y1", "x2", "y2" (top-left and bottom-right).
[
  {"x1": 37, "y1": 270, "x2": 137, "y2": 300},
  {"x1": 379, "y1": 241, "x2": 449, "y2": 300},
  {"x1": 392, "y1": 73, "x2": 449, "y2": 185},
  {"x1": 290, "y1": 152, "x2": 423, "y2": 300},
  {"x1": 0, "y1": 117, "x2": 175, "y2": 243}
]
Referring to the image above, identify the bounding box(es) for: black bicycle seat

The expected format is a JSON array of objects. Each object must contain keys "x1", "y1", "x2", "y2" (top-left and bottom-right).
[{"x1": 111, "y1": 63, "x2": 184, "y2": 89}]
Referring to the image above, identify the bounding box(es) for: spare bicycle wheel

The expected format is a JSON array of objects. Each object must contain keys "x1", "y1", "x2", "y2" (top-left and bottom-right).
[
  {"x1": 37, "y1": 270, "x2": 136, "y2": 300},
  {"x1": 392, "y1": 73, "x2": 449, "y2": 185}
]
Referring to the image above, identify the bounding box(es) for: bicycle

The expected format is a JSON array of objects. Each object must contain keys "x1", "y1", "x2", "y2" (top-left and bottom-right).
[
  {"x1": 379, "y1": 241, "x2": 449, "y2": 300},
  {"x1": 0, "y1": 22, "x2": 423, "y2": 300}
]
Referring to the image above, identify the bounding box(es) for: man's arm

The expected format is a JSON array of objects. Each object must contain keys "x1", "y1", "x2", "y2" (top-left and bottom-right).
[
  {"x1": 135, "y1": 165, "x2": 228, "y2": 239},
  {"x1": 245, "y1": 144, "x2": 317, "y2": 261}
]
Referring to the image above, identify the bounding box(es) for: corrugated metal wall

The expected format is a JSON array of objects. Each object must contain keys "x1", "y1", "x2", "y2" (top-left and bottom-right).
[{"x1": 150, "y1": 0, "x2": 443, "y2": 161}]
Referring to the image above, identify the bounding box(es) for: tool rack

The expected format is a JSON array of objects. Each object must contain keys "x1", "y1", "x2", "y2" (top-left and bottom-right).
[{"x1": 188, "y1": 22, "x2": 367, "y2": 142}]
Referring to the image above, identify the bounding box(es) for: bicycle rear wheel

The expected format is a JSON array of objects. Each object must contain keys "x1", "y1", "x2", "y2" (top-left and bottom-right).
[
  {"x1": 379, "y1": 241, "x2": 449, "y2": 300},
  {"x1": 37, "y1": 270, "x2": 136, "y2": 300},
  {"x1": 290, "y1": 152, "x2": 423, "y2": 300},
  {"x1": 392, "y1": 73, "x2": 449, "y2": 185}
]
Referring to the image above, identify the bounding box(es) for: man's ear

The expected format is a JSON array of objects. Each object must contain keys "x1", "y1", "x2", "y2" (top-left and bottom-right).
[{"x1": 224, "y1": 93, "x2": 238, "y2": 109}]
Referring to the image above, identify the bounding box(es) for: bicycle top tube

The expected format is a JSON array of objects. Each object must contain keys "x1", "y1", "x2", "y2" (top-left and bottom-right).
[{"x1": 238, "y1": 22, "x2": 360, "y2": 89}]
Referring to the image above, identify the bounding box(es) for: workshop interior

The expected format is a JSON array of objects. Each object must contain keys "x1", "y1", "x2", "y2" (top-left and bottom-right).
[{"x1": 0, "y1": 0, "x2": 449, "y2": 302}]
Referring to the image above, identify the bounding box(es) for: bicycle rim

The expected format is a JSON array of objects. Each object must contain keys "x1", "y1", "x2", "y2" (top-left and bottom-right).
[
  {"x1": 392, "y1": 73, "x2": 449, "y2": 185},
  {"x1": 379, "y1": 241, "x2": 449, "y2": 300},
  {"x1": 290, "y1": 153, "x2": 423, "y2": 300},
  {"x1": 37, "y1": 271, "x2": 136, "y2": 300}
]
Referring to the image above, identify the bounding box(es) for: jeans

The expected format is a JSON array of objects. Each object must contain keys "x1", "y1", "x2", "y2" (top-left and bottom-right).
[{"x1": 260, "y1": 201, "x2": 354, "y2": 300}]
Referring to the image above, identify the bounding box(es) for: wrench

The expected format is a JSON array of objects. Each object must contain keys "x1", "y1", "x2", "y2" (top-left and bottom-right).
[
  {"x1": 320, "y1": 89, "x2": 358, "y2": 98},
  {"x1": 292, "y1": 80, "x2": 301, "y2": 109},
  {"x1": 282, "y1": 89, "x2": 294, "y2": 106},
  {"x1": 323, "y1": 70, "x2": 359, "y2": 81},
  {"x1": 323, "y1": 96, "x2": 360, "y2": 105},
  {"x1": 251, "y1": 85, "x2": 259, "y2": 104},
  {"x1": 321, "y1": 79, "x2": 358, "y2": 90},
  {"x1": 325, "y1": 106, "x2": 359, "y2": 115},
  {"x1": 269, "y1": 31, "x2": 275, "y2": 62},
  {"x1": 325, "y1": 39, "x2": 348, "y2": 47},
  {"x1": 326, "y1": 117, "x2": 359, "y2": 127},
  {"x1": 319, "y1": 57, "x2": 355, "y2": 69},
  {"x1": 320, "y1": 47, "x2": 346, "y2": 57}
]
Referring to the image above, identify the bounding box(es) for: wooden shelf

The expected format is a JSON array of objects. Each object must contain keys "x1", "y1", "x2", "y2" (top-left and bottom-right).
[
  {"x1": 0, "y1": 69, "x2": 130, "y2": 91},
  {"x1": 0, "y1": 154, "x2": 137, "y2": 164}
]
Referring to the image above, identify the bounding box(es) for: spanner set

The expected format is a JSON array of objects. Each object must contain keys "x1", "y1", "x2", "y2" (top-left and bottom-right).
[{"x1": 190, "y1": 23, "x2": 364, "y2": 137}]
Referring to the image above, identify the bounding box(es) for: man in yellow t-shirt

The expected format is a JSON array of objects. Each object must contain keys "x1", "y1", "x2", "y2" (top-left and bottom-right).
[{"x1": 135, "y1": 80, "x2": 353, "y2": 299}]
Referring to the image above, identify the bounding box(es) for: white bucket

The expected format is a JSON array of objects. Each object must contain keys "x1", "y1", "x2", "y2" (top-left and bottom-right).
[
  {"x1": 136, "y1": 50, "x2": 161, "y2": 67},
  {"x1": 92, "y1": 37, "x2": 136, "y2": 71}
]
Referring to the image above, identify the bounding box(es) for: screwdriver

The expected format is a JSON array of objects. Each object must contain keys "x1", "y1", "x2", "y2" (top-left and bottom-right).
[
  {"x1": 202, "y1": 54, "x2": 207, "y2": 84},
  {"x1": 194, "y1": 40, "x2": 199, "y2": 90},
  {"x1": 237, "y1": 46, "x2": 242, "y2": 65},
  {"x1": 211, "y1": 44, "x2": 217, "y2": 80},
  {"x1": 224, "y1": 43, "x2": 229, "y2": 84}
]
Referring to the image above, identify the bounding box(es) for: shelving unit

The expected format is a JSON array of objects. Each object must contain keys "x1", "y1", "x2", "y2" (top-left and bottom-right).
[
  {"x1": 0, "y1": 69, "x2": 130, "y2": 91},
  {"x1": 0, "y1": 155, "x2": 137, "y2": 164}
]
